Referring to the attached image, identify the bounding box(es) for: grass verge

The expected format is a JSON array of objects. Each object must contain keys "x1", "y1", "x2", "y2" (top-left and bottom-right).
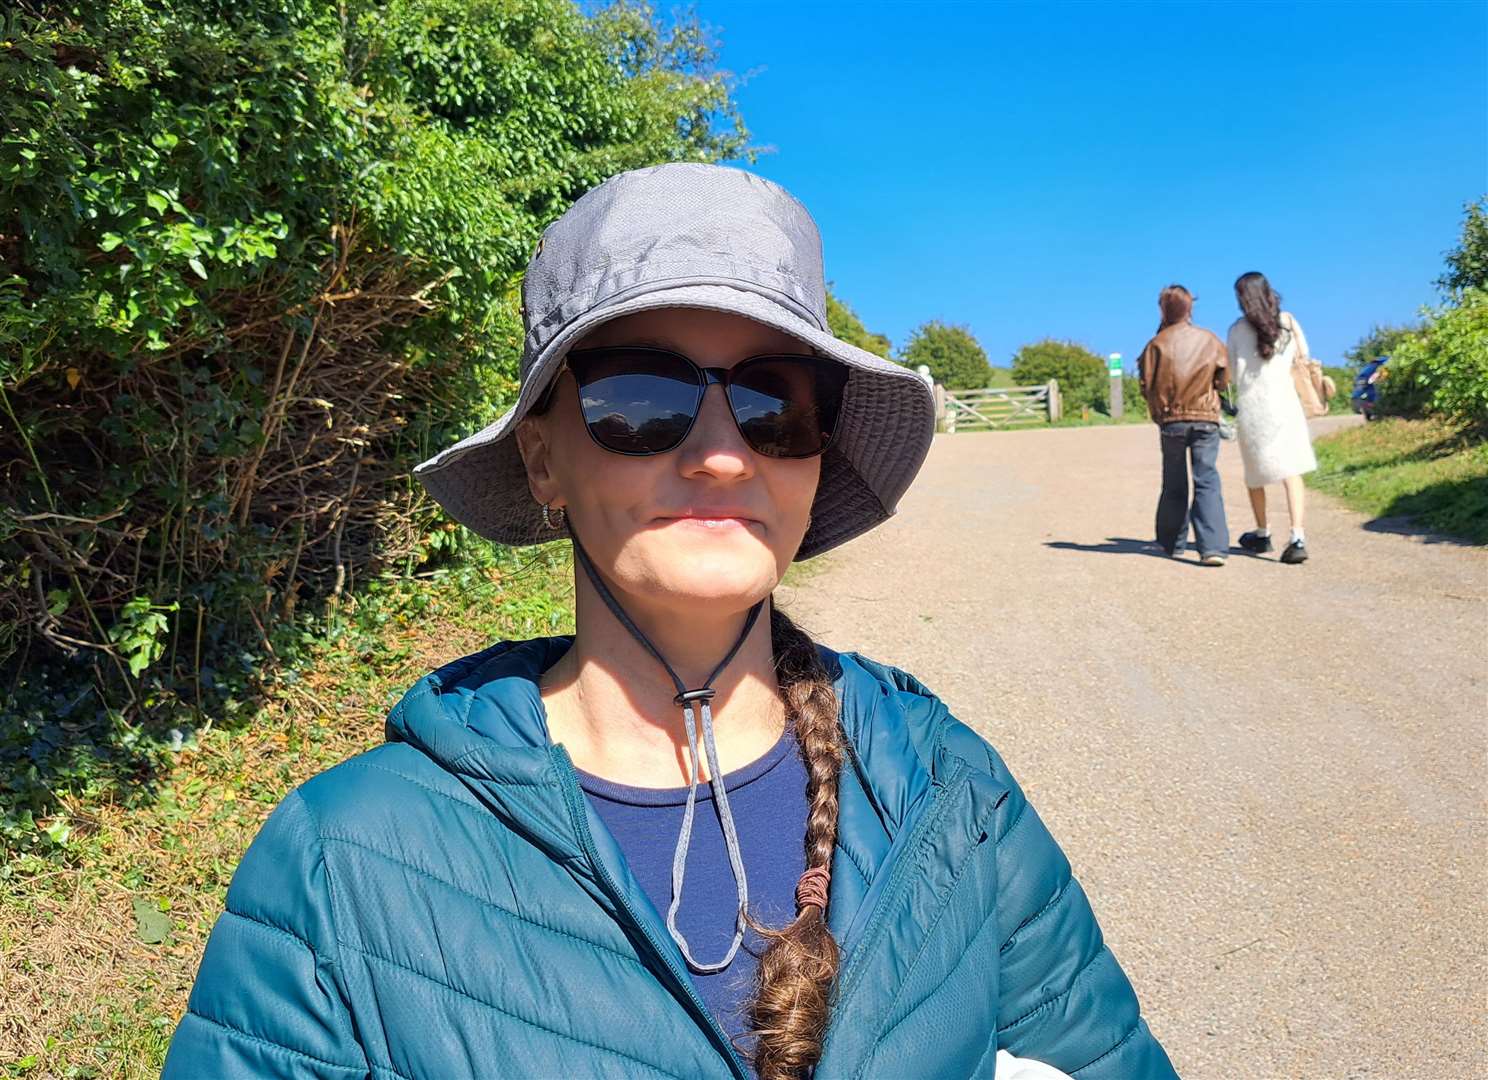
[
  {"x1": 1047, "y1": 408, "x2": 1148, "y2": 429},
  {"x1": 0, "y1": 544, "x2": 574, "y2": 1078},
  {"x1": 1309, "y1": 417, "x2": 1488, "y2": 544}
]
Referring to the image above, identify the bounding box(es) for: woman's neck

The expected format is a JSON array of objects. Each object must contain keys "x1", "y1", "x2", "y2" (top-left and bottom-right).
[{"x1": 539, "y1": 589, "x2": 785, "y2": 788}]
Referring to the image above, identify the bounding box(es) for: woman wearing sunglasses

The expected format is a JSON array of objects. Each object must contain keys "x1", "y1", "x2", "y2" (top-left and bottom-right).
[{"x1": 164, "y1": 165, "x2": 1177, "y2": 1079}]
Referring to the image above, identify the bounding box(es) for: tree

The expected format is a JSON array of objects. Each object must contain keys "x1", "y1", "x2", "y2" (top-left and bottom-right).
[
  {"x1": 901, "y1": 321, "x2": 990, "y2": 389},
  {"x1": 1345, "y1": 324, "x2": 1422, "y2": 368},
  {"x1": 1437, "y1": 197, "x2": 1488, "y2": 295},
  {"x1": 1385, "y1": 290, "x2": 1488, "y2": 430},
  {"x1": 1011, "y1": 339, "x2": 1107, "y2": 409},
  {"x1": 826, "y1": 291, "x2": 892, "y2": 359},
  {"x1": 1370, "y1": 199, "x2": 1488, "y2": 427},
  {"x1": 0, "y1": 0, "x2": 750, "y2": 848}
]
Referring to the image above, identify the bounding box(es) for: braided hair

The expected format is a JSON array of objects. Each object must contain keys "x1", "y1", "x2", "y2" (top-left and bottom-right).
[{"x1": 745, "y1": 606, "x2": 845, "y2": 1079}]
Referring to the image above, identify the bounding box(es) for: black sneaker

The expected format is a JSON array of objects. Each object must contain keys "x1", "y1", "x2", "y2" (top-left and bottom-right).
[
  {"x1": 1238, "y1": 531, "x2": 1274, "y2": 554},
  {"x1": 1280, "y1": 539, "x2": 1309, "y2": 564}
]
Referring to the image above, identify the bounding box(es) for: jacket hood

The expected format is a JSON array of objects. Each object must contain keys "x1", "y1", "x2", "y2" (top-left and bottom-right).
[{"x1": 386, "y1": 636, "x2": 569, "y2": 785}]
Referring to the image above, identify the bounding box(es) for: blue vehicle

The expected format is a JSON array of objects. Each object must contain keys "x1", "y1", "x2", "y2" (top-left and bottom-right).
[{"x1": 1351, "y1": 355, "x2": 1389, "y2": 420}]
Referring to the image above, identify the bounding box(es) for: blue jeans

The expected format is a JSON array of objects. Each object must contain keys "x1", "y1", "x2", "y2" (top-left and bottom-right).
[{"x1": 1156, "y1": 421, "x2": 1228, "y2": 556}]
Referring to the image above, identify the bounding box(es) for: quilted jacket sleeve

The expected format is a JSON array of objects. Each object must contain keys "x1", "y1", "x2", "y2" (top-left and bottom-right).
[
  {"x1": 161, "y1": 791, "x2": 370, "y2": 1079},
  {"x1": 937, "y1": 720, "x2": 1179, "y2": 1079}
]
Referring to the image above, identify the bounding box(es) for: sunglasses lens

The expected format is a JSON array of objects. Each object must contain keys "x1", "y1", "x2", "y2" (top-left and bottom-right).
[
  {"x1": 568, "y1": 349, "x2": 702, "y2": 455},
  {"x1": 729, "y1": 356, "x2": 847, "y2": 458}
]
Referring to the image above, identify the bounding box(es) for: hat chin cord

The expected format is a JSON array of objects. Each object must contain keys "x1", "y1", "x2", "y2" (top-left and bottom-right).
[{"x1": 568, "y1": 531, "x2": 762, "y2": 974}]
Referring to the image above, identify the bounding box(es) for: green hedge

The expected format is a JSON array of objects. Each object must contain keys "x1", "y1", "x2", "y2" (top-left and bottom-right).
[
  {"x1": 1369, "y1": 199, "x2": 1488, "y2": 430},
  {"x1": 0, "y1": 0, "x2": 746, "y2": 851},
  {"x1": 1012, "y1": 338, "x2": 1106, "y2": 411},
  {"x1": 1381, "y1": 290, "x2": 1488, "y2": 431}
]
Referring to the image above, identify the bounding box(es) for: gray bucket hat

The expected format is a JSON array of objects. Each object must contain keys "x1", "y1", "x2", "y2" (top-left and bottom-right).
[{"x1": 414, "y1": 162, "x2": 935, "y2": 559}]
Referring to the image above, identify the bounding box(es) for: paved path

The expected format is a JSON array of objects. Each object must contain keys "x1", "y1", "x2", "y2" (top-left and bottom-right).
[{"x1": 778, "y1": 418, "x2": 1487, "y2": 1080}]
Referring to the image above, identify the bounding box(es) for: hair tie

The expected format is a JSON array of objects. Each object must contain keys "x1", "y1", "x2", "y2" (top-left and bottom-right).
[{"x1": 795, "y1": 865, "x2": 831, "y2": 913}]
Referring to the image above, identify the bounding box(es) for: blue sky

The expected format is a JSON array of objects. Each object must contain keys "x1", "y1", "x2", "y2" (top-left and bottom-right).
[{"x1": 697, "y1": 0, "x2": 1487, "y2": 369}]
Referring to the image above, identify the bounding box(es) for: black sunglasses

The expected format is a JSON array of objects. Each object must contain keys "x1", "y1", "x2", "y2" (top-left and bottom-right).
[{"x1": 553, "y1": 346, "x2": 849, "y2": 459}]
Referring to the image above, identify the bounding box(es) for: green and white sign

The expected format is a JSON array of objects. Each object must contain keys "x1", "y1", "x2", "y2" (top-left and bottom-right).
[{"x1": 1108, "y1": 352, "x2": 1123, "y2": 375}]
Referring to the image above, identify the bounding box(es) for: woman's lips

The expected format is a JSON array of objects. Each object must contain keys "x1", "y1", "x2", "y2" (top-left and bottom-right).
[{"x1": 657, "y1": 513, "x2": 760, "y2": 530}]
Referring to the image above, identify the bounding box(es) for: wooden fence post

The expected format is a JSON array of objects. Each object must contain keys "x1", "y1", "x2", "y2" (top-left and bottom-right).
[
  {"x1": 933, "y1": 382, "x2": 947, "y2": 433},
  {"x1": 1047, "y1": 379, "x2": 1061, "y2": 422}
]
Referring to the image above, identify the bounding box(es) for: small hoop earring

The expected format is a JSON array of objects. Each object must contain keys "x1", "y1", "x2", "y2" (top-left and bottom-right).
[{"x1": 541, "y1": 503, "x2": 566, "y2": 531}]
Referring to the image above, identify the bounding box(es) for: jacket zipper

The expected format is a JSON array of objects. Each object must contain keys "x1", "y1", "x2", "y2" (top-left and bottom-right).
[
  {"x1": 551, "y1": 746, "x2": 750, "y2": 1080},
  {"x1": 831, "y1": 759, "x2": 972, "y2": 1013}
]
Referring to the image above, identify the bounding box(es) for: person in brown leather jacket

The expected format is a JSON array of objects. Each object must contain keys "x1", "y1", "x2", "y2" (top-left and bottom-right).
[{"x1": 1136, "y1": 285, "x2": 1231, "y2": 564}]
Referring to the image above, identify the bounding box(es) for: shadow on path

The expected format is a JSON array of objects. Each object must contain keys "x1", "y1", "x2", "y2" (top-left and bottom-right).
[
  {"x1": 1363, "y1": 515, "x2": 1481, "y2": 546},
  {"x1": 1360, "y1": 477, "x2": 1488, "y2": 547},
  {"x1": 1045, "y1": 537, "x2": 1214, "y2": 566}
]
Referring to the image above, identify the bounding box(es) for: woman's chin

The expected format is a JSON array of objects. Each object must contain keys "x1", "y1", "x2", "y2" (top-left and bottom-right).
[
  {"x1": 628, "y1": 529, "x2": 785, "y2": 607},
  {"x1": 670, "y1": 570, "x2": 775, "y2": 607}
]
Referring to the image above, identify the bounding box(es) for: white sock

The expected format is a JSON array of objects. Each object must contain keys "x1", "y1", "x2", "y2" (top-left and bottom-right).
[
  {"x1": 1290, "y1": 528, "x2": 1305, "y2": 544},
  {"x1": 1255, "y1": 526, "x2": 1270, "y2": 538}
]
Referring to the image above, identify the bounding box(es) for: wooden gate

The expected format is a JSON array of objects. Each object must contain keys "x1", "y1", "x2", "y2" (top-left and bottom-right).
[{"x1": 937, "y1": 381, "x2": 1060, "y2": 432}]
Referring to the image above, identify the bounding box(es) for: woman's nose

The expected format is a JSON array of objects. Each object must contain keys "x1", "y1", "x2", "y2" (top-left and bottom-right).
[{"x1": 677, "y1": 384, "x2": 754, "y2": 480}]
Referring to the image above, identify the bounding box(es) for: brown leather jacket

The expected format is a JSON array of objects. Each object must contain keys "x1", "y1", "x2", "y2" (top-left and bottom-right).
[{"x1": 1137, "y1": 320, "x2": 1230, "y2": 424}]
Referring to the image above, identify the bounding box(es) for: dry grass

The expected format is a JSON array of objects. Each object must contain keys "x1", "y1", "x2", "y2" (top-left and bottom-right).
[
  {"x1": 0, "y1": 546, "x2": 573, "y2": 1078},
  {"x1": 1, "y1": 717, "x2": 378, "y2": 1076}
]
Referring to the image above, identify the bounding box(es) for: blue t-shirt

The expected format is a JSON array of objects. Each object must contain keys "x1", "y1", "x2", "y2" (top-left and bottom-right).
[{"x1": 577, "y1": 730, "x2": 809, "y2": 1056}]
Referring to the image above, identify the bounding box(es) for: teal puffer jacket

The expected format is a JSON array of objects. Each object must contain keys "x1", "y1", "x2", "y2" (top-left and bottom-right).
[{"x1": 163, "y1": 638, "x2": 1178, "y2": 1079}]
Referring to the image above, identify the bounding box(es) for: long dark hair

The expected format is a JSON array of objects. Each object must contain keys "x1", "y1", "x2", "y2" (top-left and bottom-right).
[{"x1": 1235, "y1": 271, "x2": 1284, "y2": 359}]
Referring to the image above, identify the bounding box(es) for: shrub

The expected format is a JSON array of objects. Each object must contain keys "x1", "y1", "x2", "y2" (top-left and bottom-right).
[
  {"x1": 1324, "y1": 366, "x2": 1355, "y2": 414},
  {"x1": 1355, "y1": 201, "x2": 1487, "y2": 424},
  {"x1": 902, "y1": 320, "x2": 990, "y2": 389},
  {"x1": 1384, "y1": 290, "x2": 1488, "y2": 431},
  {"x1": 1375, "y1": 347, "x2": 1435, "y2": 420},
  {"x1": 1121, "y1": 375, "x2": 1147, "y2": 419},
  {"x1": 1011, "y1": 338, "x2": 1107, "y2": 410},
  {"x1": 826, "y1": 291, "x2": 892, "y2": 359},
  {"x1": 1345, "y1": 323, "x2": 1422, "y2": 368},
  {"x1": 0, "y1": 0, "x2": 746, "y2": 851}
]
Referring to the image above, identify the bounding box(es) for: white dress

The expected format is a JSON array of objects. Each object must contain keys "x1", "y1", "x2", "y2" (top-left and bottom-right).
[{"x1": 1227, "y1": 312, "x2": 1317, "y2": 488}]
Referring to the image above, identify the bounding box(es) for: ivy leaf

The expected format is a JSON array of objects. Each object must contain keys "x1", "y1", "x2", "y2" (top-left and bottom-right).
[
  {"x1": 132, "y1": 897, "x2": 172, "y2": 944},
  {"x1": 188, "y1": 257, "x2": 207, "y2": 280},
  {"x1": 146, "y1": 192, "x2": 168, "y2": 214}
]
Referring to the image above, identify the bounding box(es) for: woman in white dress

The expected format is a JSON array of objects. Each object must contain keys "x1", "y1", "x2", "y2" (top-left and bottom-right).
[{"x1": 1227, "y1": 271, "x2": 1317, "y2": 564}]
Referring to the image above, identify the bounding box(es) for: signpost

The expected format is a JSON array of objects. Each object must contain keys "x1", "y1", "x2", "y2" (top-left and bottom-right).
[{"x1": 1108, "y1": 352, "x2": 1124, "y2": 419}]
